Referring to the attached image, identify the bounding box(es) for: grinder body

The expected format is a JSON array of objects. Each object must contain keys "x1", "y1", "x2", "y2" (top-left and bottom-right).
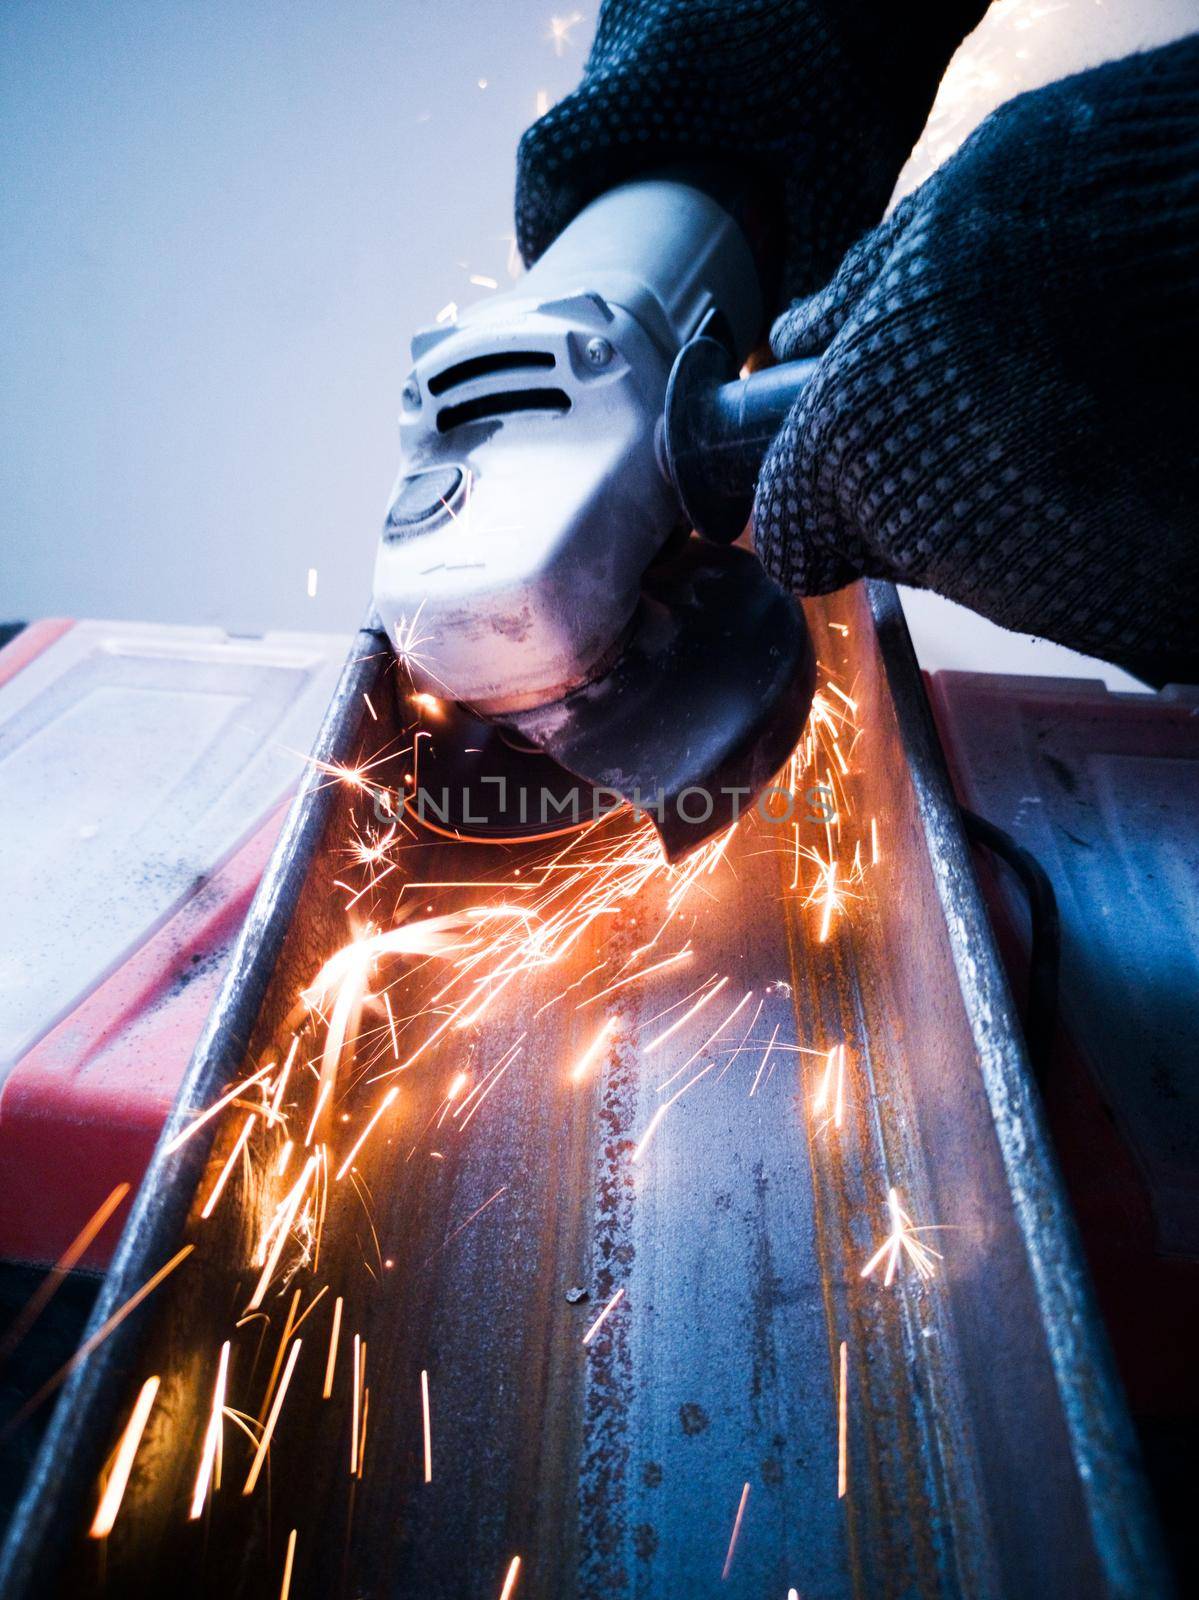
[
  {"x1": 371, "y1": 179, "x2": 816, "y2": 858},
  {"x1": 373, "y1": 179, "x2": 761, "y2": 712}
]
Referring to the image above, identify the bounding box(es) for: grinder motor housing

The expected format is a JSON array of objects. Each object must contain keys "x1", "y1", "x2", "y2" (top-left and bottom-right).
[{"x1": 371, "y1": 178, "x2": 816, "y2": 858}]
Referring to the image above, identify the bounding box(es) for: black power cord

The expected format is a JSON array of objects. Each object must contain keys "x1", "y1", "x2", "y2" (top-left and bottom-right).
[{"x1": 960, "y1": 807, "x2": 1061, "y2": 1084}]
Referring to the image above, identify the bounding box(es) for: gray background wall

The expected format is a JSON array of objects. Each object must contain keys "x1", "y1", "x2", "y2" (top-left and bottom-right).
[
  {"x1": 2, "y1": 0, "x2": 592, "y2": 635},
  {"x1": 3, "y1": 0, "x2": 1192, "y2": 684}
]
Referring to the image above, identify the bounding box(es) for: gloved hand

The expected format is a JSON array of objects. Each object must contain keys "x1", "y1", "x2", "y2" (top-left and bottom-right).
[
  {"x1": 517, "y1": 0, "x2": 986, "y2": 303},
  {"x1": 753, "y1": 37, "x2": 1199, "y2": 681}
]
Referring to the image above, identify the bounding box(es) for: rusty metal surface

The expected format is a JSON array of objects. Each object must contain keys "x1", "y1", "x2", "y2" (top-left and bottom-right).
[{"x1": 0, "y1": 586, "x2": 1169, "y2": 1598}]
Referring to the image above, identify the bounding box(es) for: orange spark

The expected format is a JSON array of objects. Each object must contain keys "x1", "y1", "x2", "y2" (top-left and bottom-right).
[
  {"x1": 164, "y1": 1065, "x2": 273, "y2": 1155},
  {"x1": 499, "y1": 1555, "x2": 522, "y2": 1600},
  {"x1": 243, "y1": 1338, "x2": 302, "y2": 1495},
  {"x1": 711, "y1": 993, "x2": 764, "y2": 1085},
  {"x1": 393, "y1": 598, "x2": 434, "y2": 670},
  {"x1": 350, "y1": 1335, "x2": 364, "y2": 1476},
  {"x1": 827, "y1": 681, "x2": 857, "y2": 712},
  {"x1": 657, "y1": 988, "x2": 754, "y2": 1093},
  {"x1": 812, "y1": 1044, "x2": 847, "y2": 1131},
  {"x1": 89, "y1": 1376, "x2": 160, "y2": 1538},
  {"x1": 721, "y1": 1481, "x2": 751, "y2": 1580},
  {"x1": 248, "y1": 1154, "x2": 318, "y2": 1309},
  {"x1": 305, "y1": 1081, "x2": 332, "y2": 1147},
  {"x1": 0, "y1": 1181, "x2": 129, "y2": 1361},
  {"x1": 189, "y1": 1340, "x2": 231, "y2": 1519},
  {"x1": 632, "y1": 1058, "x2": 717, "y2": 1164},
  {"x1": 302, "y1": 913, "x2": 482, "y2": 1064},
  {"x1": 576, "y1": 947, "x2": 691, "y2": 1007},
  {"x1": 279, "y1": 1528, "x2": 298, "y2": 1600},
  {"x1": 567, "y1": 1017, "x2": 617, "y2": 1083},
  {"x1": 358, "y1": 1384, "x2": 371, "y2": 1480},
  {"x1": 458, "y1": 1049, "x2": 520, "y2": 1131},
  {"x1": 269, "y1": 1036, "x2": 300, "y2": 1119},
  {"x1": 323, "y1": 1295, "x2": 344, "y2": 1399},
  {"x1": 421, "y1": 1368, "x2": 433, "y2": 1483},
  {"x1": 581, "y1": 1287, "x2": 625, "y2": 1347},
  {"x1": 335, "y1": 1085, "x2": 399, "y2": 1181},
  {"x1": 860, "y1": 1187, "x2": 942, "y2": 1286},
  {"x1": 837, "y1": 1339, "x2": 849, "y2": 1499},
  {"x1": 258, "y1": 1293, "x2": 302, "y2": 1424},
  {"x1": 12, "y1": 1245, "x2": 192, "y2": 1428},
  {"x1": 748, "y1": 1023, "x2": 782, "y2": 1097},
  {"x1": 290, "y1": 1284, "x2": 330, "y2": 1339},
  {"x1": 798, "y1": 846, "x2": 864, "y2": 943},
  {"x1": 423, "y1": 1187, "x2": 508, "y2": 1267},
  {"x1": 643, "y1": 975, "x2": 728, "y2": 1052},
  {"x1": 200, "y1": 1113, "x2": 255, "y2": 1219}
]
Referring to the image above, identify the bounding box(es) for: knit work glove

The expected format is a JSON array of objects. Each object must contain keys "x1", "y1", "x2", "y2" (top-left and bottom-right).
[
  {"x1": 517, "y1": 0, "x2": 986, "y2": 303},
  {"x1": 753, "y1": 37, "x2": 1199, "y2": 680}
]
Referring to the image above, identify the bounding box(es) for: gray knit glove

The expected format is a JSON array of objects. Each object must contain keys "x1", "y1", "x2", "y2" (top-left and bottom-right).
[{"x1": 752, "y1": 38, "x2": 1199, "y2": 680}]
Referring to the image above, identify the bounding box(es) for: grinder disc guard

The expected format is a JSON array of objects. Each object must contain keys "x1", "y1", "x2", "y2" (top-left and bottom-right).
[
  {"x1": 398, "y1": 544, "x2": 814, "y2": 860},
  {"x1": 395, "y1": 710, "x2": 601, "y2": 847},
  {"x1": 505, "y1": 540, "x2": 816, "y2": 861}
]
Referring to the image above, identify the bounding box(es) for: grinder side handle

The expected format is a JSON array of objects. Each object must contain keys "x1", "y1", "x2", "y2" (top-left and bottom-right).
[{"x1": 664, "y1": 333, "x2": 818, "y2": 544}]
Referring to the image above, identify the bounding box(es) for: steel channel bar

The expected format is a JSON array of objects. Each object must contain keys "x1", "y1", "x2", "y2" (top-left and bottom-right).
[{"x1": 0, "y1": 587, "x2": 1171, "y2": 1598}]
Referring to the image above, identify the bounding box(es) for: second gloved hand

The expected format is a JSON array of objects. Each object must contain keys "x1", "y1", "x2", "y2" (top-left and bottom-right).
[{"x1": 752, "y1": 38, "x2": 1199, "y2": 680}]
